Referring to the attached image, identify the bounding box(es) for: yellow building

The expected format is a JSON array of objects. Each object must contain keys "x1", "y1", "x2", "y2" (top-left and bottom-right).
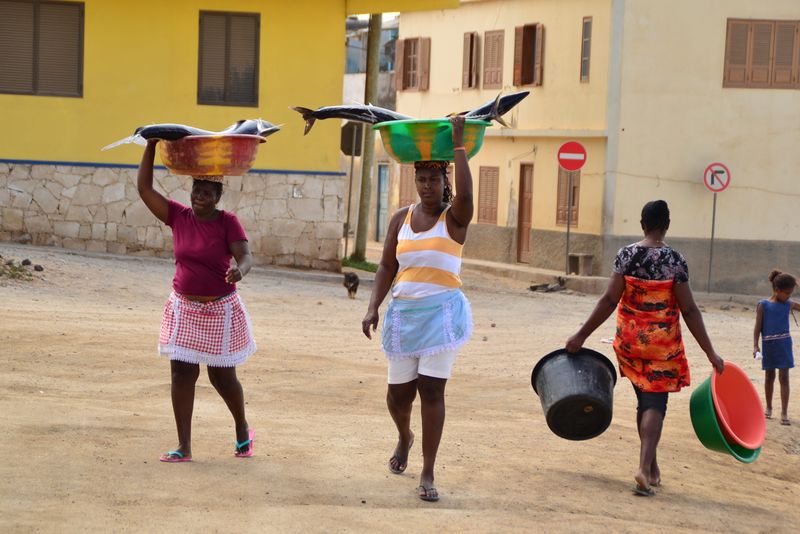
[
  {"x1": 390, "y1": 0, "x2": 800, "y2": 293},
  {"x1": 0, "y1": 0, "x2": 456, "y2": 269}
]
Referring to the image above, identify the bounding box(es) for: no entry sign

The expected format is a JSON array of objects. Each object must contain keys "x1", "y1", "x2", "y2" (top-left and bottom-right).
[
  {"x1": 703, "y1": 162, "x2": 731, "y2": 193},
  {"x1": 557, "y1": 141, "x2": 587, "y2": 171}
]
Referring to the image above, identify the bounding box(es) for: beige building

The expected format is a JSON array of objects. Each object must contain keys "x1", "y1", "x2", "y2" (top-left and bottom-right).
[{"x1": 376, "y1": 0, "x2": 800, "y2": 294}]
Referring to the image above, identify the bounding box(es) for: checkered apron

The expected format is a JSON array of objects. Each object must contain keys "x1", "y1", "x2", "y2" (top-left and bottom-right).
[{"x1": 158, "y1": 291, "x2": 256, "y2": 367}]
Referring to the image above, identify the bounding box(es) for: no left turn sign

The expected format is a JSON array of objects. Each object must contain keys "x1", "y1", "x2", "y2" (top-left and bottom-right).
[{"x1": 703, "y1": 162, "x2": 731, "y2": 193}]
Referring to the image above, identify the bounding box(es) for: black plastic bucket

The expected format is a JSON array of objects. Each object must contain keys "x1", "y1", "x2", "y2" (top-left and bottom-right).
[{"x1": 531, "y1": 348, "x2": 617, "y2": 441}]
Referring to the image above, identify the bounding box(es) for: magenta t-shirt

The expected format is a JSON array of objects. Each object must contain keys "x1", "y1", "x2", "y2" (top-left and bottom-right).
[{"x1": 167, "y1": 200, "x2": 248, "y2": 296}]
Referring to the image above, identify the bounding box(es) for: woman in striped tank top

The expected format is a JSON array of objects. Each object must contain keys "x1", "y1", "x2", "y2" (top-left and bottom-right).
[{"x1": 362, "y1": 115, "x2": 474, "y2": 502}]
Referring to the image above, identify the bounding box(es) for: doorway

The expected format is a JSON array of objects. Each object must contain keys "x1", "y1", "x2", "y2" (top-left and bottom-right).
[
  {"x1": 517, "y1": 163, "x2": 533, "y2": 263},
  {"x1": 376, "y1": 164, "x2": 389, "y2": 240}
]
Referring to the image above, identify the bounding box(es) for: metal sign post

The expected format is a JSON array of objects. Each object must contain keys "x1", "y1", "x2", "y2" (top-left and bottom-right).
[
  {"x1": 703, "y1": 163, "x2": 731, "y2": 292},
  {"x1": 557, "y1": 141, "x2": 587, "y2": 274}
]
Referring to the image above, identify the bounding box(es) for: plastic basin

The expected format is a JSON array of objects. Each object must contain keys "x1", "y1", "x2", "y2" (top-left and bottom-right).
[
  {"x1": 373, "y1": 119, "x2": 491, "y2": 163},
  {"x1": 531, "y1": 348, "x2": 617, "y2": 441},
  {"x1": 689, "y1": 374, "x2": 761, "y2": 463},
  {"x1": 159, "y1": 134, "x2": 265, "y2": 176},
  {"x1": 711, "y1": 362, "x2": 765, "y2": 449}
]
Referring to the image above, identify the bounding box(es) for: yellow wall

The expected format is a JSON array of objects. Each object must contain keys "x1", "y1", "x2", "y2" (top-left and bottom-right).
[
  {"x1": 612, "y1": 0, "x2": 800, "y2": 241},
  {"x1": 347, "y1": 0, "x2": 457, "y2": 15},
  {"x1": 397, "y1": 0, "x2": 611, "y2": 234},
  {"x1": 0, "y1": 0, "x2": 347, "y2": 172}
]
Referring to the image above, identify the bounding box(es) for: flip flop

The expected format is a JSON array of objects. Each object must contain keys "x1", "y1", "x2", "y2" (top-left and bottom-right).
[
  {"x1": 234, "y1": 428, "x2": 255, "y2": 458},
  {"x1": 765, "y1": 409, "x2": 773, "y2": 419},
  {"x1": 160, "y1": 450, "x2": 192, "y2": 463},
  {"x1": 388, "y1": 436, "x2": 414, "y2": 474},
  {"x1": 781, "y1": 418, "x2": 791, "y2": 426},
  {"x1": 633, "y1": 484, "x2": 656, "y2": 497},
  {"x1": 418, "y1": 485, "x2": 439, "y2": 502}
]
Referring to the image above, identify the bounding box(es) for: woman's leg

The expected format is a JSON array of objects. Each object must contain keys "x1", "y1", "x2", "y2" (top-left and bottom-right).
[
  {"x1": 207, "y1": 366, "x2": 249, "y2": 448},
  {"x1": 169, "y1": 360, "x2": 200, "y2": 456},
  {"x1": 635, "y1": 408, "x2": 664, "y2": 491},
  {"x1": 387, "y1": 380, "x2": 417, "y2": 472},
  {"x1": 417, "y1": 375, "x2": 447, "y2": 499},
  {"x1": 765, "y1": 369, "x2": 776, "y2": 418},
  {"x1": 636, "y1": 410, "x2": 660, "y2": 486},
  {"x1": 778, "y1": 369, "x2": 790, "y2": 422}
]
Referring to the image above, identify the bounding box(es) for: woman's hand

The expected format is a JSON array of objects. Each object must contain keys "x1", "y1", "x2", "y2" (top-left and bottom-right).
[
  {"x1": 450, "y1": 114, "x2": 465, "y2": 147},
  {"x1": 225, "y1": 267, "x2": 243, "y2": 284},
  {"x1": 565, "y1": 332, "x2": 587, "y2": 354},
  {"x1": 362, "y1": 309, "x2": 379, "y2": 339},
  {"x1": 708, "y1": 352, "x2": 725, "y2": 374}
]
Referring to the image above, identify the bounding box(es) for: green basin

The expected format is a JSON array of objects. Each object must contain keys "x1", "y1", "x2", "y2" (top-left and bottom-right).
[
  {"x1": 373, "y1": 119, "x2": 491, "y2": 163},
  {"x1": 689, "y1": 375, "x2": 761, "y2": 463}
]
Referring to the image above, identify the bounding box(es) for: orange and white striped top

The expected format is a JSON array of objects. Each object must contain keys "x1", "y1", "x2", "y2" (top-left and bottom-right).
[{"x1": 392, "y1": 204, "x2": 463, "y2": 299}]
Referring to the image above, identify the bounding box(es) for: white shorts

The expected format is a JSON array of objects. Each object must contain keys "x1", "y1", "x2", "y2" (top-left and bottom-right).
[{"x1": 387, "y1": 349, "x2": 458, "y2": 384}]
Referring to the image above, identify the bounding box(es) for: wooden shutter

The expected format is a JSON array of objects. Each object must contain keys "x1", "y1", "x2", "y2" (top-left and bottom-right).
[
  {"x1": 556, "y1": 168, "x2": 580, "y2": 226},
  {"x1": 724, "y1": 20, "x2": 750, "y2": 87},
  {"x1": 750, "y1": 21, "x2": 775, "y2": 87},
  {"x1": 37, "y1": 2, "x2": 82, "y2": 96},
  {"x1": 513, "y1": 26, "x2": 524, "y2": 86},
  {"x1": 580, "y1": 17, "x2": 592, "y2": 82},
  {"x1": 470, "y1": 33, "x2": 480, "y2": 88},
  {"x1": 533, "y1": 23, "x2": 544, "y2": 86},
  {"x1": 395, "y1": 38, "x2": 405, "y2": 91},
  {"x1": 0, "y1": 1, "x2": 35, "y2": 93},
  {"x1": 478, "y1": 166, "x2": 499, "y2": 224},
  {"x1": 773, "y1": 21, "x2": 799, "y2": 87},
  {"x1": 483, "y1": 30, "x2": 503, "y2": 89},
  {"x1": 199, "y1": 13, "x2": 227, "y2": 103},
  {"x1": 462, "y1": 32, "x2": 480, "y2": 89},
  {"x1": 227, "y1": 14, "x2": 258, "y2": 105},
  {"x1": 418, "y1": 37, "x2": 431, "y2": 91},
  {"x1": 399, "y1": 165, "x2": 417, "y2": 207}
]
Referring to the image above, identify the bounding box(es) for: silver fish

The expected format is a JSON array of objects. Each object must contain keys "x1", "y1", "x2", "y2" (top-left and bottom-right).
[{"x1": 291, "y1": 105, "x2": 413, "y2": 135}]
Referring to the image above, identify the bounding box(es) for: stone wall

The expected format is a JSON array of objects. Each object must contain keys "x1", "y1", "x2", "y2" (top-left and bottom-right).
[{"x1": 0, "y1": 162, "x2": 345, "y2": 271}]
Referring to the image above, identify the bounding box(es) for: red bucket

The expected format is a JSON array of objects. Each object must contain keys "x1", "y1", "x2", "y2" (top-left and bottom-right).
[{"x1": 711, "y1": 362, "x2": 766, "y2": 450}]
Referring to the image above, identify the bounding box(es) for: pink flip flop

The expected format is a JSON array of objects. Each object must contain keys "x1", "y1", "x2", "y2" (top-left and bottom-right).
[
  {"x1": 160, "y1": 451, "x2": 192, "y2": 463},
  {"x1": 234, "y1": 428, "x2": 255, "y2": 458}
]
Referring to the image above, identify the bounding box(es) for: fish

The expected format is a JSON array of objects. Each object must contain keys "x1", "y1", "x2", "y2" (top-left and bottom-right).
[
  {"x1": 102, "y1": 118, "x2": 281, "y2": 150},
  {"x1": 291, "y1": 105, "x2": 413, "y2": 135},
  {"x1": 462, "y1": 90, "x2": 530, "y2": 127}
]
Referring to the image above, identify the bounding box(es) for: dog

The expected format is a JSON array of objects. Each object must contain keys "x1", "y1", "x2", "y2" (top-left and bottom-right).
[{"x1": 343, "y1": 272, "x2": 360, "y2": 299}]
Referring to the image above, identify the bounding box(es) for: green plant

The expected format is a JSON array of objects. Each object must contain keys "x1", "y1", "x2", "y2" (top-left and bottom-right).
[
  {"x1": 0, "y1": 262, "x2": 33, "y2": 280},
  {"x1": 342, "y1": 255, "x2": 378, "y2": 273}
]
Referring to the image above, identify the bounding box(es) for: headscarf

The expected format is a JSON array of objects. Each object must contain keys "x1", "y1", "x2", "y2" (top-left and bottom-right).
[
  {"x1": 192, "y1": 175, "x2": 224, "y2": 183},
  {"x1": 414, "y1": 161, "x2": 449, "y2": 171}
]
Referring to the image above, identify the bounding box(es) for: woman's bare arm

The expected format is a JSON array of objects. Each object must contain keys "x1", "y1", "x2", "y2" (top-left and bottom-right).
[{"x1": 137, "y1": 140, "x2": 169, "y2": 224}]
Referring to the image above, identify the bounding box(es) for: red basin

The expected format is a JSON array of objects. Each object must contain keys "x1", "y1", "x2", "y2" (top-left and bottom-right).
[
  {"x1": 159, "y1": 134, "x2": 265, "y2": 176},
  {"x1": 711, "y1": 362, "x2": 766, "y2": 450}
]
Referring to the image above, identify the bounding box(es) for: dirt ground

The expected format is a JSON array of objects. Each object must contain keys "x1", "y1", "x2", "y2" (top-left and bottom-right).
[{"x1": 1, "y1": 243, "x2": 798, "y2": 533}]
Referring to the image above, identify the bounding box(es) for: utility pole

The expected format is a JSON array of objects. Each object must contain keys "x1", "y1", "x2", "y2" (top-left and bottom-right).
[{"x1": 352, "y1": 12, "x2": 381, "y2": 261}]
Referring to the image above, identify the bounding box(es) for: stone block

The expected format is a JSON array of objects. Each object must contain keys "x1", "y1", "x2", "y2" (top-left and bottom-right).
[
  {"x1": 227, "y1": 175, "x2": 243, "y2": 192},
  {"x1": 271, "y1": 219, "x2": 307, "y2": 238},
  {"x1": 323, "y1": 178, "x2": 345, "y2": 197},
  {"x1": 31, "y1": 166, "x2": 55, "y2": 181},
  {"x1": 106, "y1": 222, "x2": 117, "y2": 242},
  {"x1": 323, "y1": 196, "x2": 341, "y2": 221},
  {"x1": 92, "y1": 167, "x2": 119, "y2": 186},
  {"x1": 105, "y1": 200, "x2": 128, "y2": 222},
  {"x1": 125, "y1": 183, "x2": 139, "y2": 202},
  {"x1": 124, "y1": 201, "x2": 158, "y2": 226},
  {"x1": 62, "y1": 238, "x2": 86, "y2": 251},
  {"x1": 44, "y1": 181, "x2": 64, "y2": 198},
  {"x1": 265, "y1": 181, "x2": 289, "y2": 199},
  {"x1": 169, "y1": 190, "x2": 190, "y2": 206},
  {"x1": 53, "y1": 172, "x2": 81, "y2": 189},
  {"x1": 242, "y1": 176, "x2": 266, "y2": 193},
  {"x1": 54, "y1": 221, "x2": 80, "y2": 238},
  {"x1": 10, "y1": 192, "x2": 32, "y2": 210},
  {"x1": 62, "y1": 186, "x2": 77, "y2": 199},
  {"x1": 24, "y1": 214, "x2": 52, "y2": 233},
  {"x1": 259, "y1": 199, "x2": 287, "y2": 218},
  {"x1": 300, "y1": 176, "x2": 324, "y2": 199},
  {"x1": 2, "y1": 208, "x2": 24, "y2": 231},
  {"x1": 220, "y1": 191, "x2": 242, "y2": 211},
  {"x1": 316, "y1": 221, "x2": 345, "y2": 240},
  {"x1": 107, "y1": 242, "x2": 127, "y2": 255},
  {"x1": 145, "y1": 226, "x2": 165, "y2": 248},
  {"x1": 0, "y1": 163, "x2": 8, "y2": 174},
  {"x1": 137, "y1": 227, "x2": 147, "y2": 242},
  {"x1": 93, "y1": 206, "x2": 108, "y2": 223},
  {"x1": 33, "y1": 186, "x2": 60, "y2": 214},
  {"x1": 288, "y1": 198, "x2": 324, "y2": 221},
  {"x1": 65, "y1": 206, "x2": 92, "y2": 222},
  {"x1": 260, "y1": 236, "x2": 296, "y2": 256},
  {"x1": 79, "y1": 224, "x2": 91, "y2": 239},
  {"x1": 294, "y1": 231, "x2": 320, "y2": 258},
  {"x1": 9, "y1": 165, "x2": 30, "y2": 180},
  {"x1": 312, "y1": 258, "x2": 341, "y2": 272},
  {"x1": 91, "y1": 223, "x2": 105, "y2": 240},
  {"x1": 86, "y1": 240, "x2": 108, "y2": 253},
  {"x1": 157, "y1": 174, "x2": 183, "y2": 195},
  {"x1": 103, "y1": 183, "x2": 126, "y2": 204},
  {"x1": 71, "y1": 184, "x2": 103, "y2": 206},
  {"x1": 117, "y1": 225, "x2": 137, "y2": 244}
]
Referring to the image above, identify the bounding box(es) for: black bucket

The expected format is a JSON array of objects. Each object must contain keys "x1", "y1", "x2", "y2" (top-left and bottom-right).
[{"x1": 531, "y1": 348, "x2": 617, "y2": 441}]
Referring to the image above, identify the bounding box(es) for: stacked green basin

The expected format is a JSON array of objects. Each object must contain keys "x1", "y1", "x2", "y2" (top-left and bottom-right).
[
  {"x1": 373, "y1": 119, "x2": 491, "y2": 163},
  {"x1": 689, "y1": 375, "x2": 761, "y2": 463}
]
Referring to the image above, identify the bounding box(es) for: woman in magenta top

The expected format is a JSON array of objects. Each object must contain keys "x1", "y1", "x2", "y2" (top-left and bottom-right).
[{"x1": 137, "y1": 139, "x2": 257, "y2": 463}]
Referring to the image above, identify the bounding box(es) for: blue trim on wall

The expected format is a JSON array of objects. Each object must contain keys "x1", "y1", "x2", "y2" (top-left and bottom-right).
[{"x1": 0, "y1": 158, "x2": 346, "y2": 176}]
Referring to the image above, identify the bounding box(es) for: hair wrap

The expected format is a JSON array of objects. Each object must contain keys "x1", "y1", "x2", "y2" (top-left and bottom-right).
[{"x1": 414, "y1": 160, "x2": 449, "y2": 170}]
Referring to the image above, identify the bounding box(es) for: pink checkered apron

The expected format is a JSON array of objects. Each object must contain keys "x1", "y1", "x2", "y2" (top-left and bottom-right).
[{"x1": 158, "y1": 291, "x2": 256, "y2": 367}]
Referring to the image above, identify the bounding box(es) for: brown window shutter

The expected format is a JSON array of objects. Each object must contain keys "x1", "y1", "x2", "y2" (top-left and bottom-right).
[
  {"x1": 580, "y1": 17, "x2": 592, "y2": 82},
  {"x1": 227, "y1": 14, "x2": 259, "y2": 105},
  {"x1": 471, "y1": 32, "x2": 481, "y2": 88},
  {"x1": 199, "y1": 13, "x2": 227, "y2": 103},
  {"x1": 773, "y1": 21, "x2": 798, "y2": 87},
  {"x1": 37, "y1": 2, "x2": 82, "y2": 96},
  {"x1": 513, "y1": 26, "x2": 524, "y2": 86},
  {"x1": 395, "y1": 38, "x2": 405, "y2": 91},
  {"x1": 418, "y1": 37, "x2": 431, "y2": 91},
  {"x1": 483, "y1": 30, "x2": 503, "y2": 89},
  {"x1": 570, "y1": 170, "x2": 580, "y2": 225},
  {"x1": 462, "y1": 33, "x2": 472, "y2": 88},
  {"x1": 750, "y1": 21, "x2": 775, "y2": 87},
  {"x1": 724, "y1": 20, "x2": 750, "y2": 87},
  {"x1": 534, "y1": 23, "x2": 545, "y2": 86},
  {"x1": 0, "y1": 1, "x2": 35, "y2": 93},
  {"x1": 478, "y1": 166, "x2": 499, "y2": 224},
  {"x1": 556, "y1": 168, "x2": 567, "y2": 225},
  {"x1": 557, "y1": 168, "x2": 580, "y2": 225}
]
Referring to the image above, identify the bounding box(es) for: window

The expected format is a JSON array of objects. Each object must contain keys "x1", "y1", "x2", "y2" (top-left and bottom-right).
[
  {"x1": 580, "y1": 17, "x2": 592, "y2": 83},
  {"x1": 483, "y1": 30, "x2": 504, "y2": 89},
  {"x1": 514, "y1": 23, "x2": 545, "y2": 86},
  {"x1": 478, "y1": 166, "x2": 499, "y2": 224},
  {"x1": 724, "y1": 19, "x2": 800, "y2": 89},
  {"x1": 198, "y1": 11, "x2": 259, "y2": 106},
  {"x1": 462, "y1": 32, "x2": 480, "y2": 89},
  {"x1": 0, "y1": 0, "x2": 83, "y2": 96},
  {"x1": 556, "y1": 167, "x2": 580, "y2": 226},
  {"x1": 399, "y1": 165, "x2": 417, "y2": 207},
  {"x1": 395, "y1": 37, "x2": 430, "y2": 91}
]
